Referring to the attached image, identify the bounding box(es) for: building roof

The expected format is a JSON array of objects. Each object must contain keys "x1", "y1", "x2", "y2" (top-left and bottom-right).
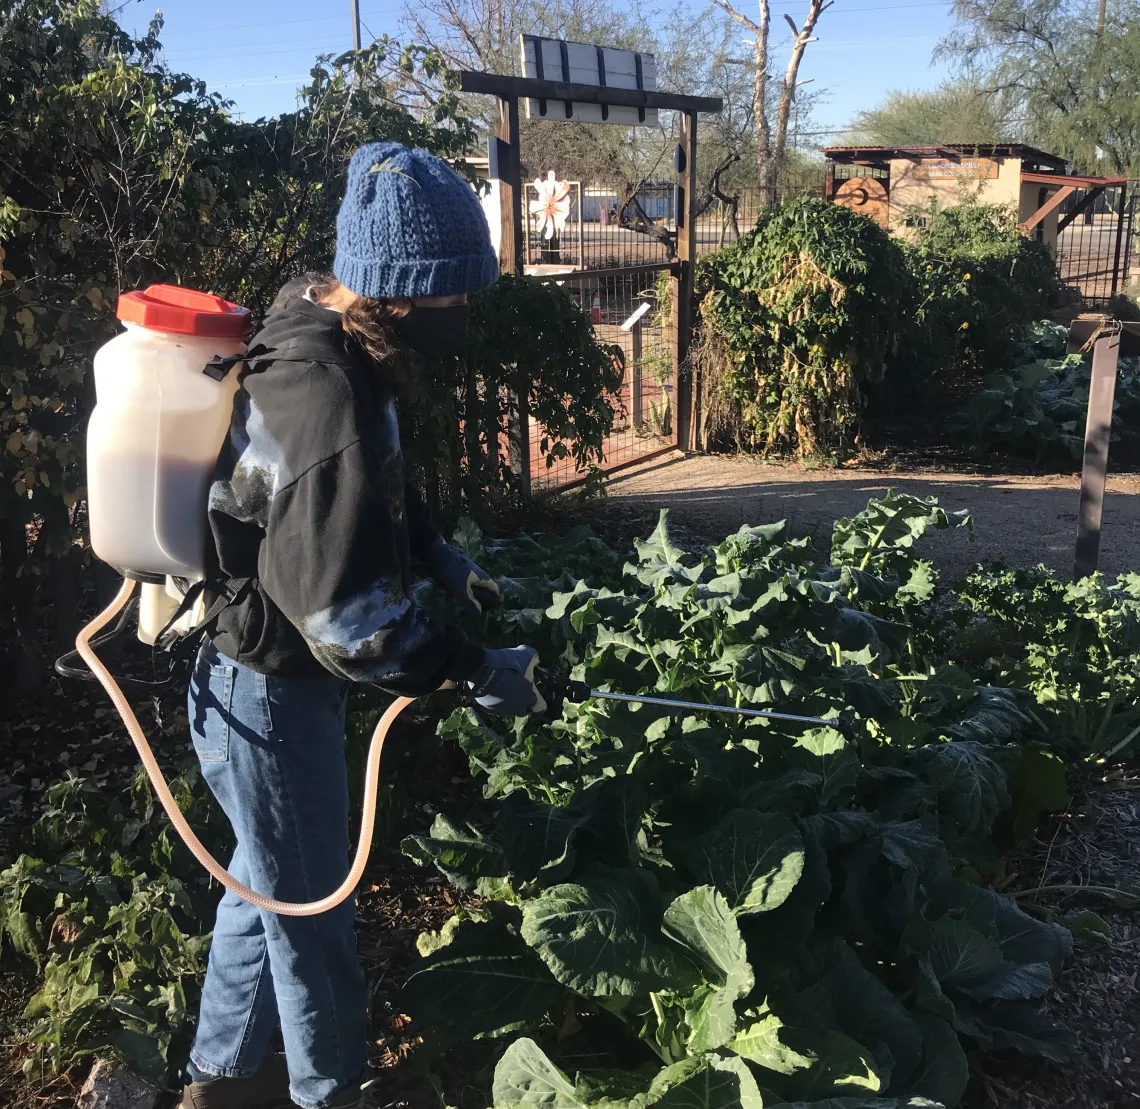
[{"x1": 820, "y1": 143, "x2": 1068, "y2": 169}]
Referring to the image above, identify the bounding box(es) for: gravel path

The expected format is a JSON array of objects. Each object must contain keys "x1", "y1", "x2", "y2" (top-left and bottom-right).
[{"x1": 605, "y1": 452, "x2": 1140, "y2": 579}]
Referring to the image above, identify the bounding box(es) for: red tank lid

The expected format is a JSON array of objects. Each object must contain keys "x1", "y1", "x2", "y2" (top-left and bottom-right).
[{"x1": 116, "y1": 284, "x2": 250, "y2": 339}]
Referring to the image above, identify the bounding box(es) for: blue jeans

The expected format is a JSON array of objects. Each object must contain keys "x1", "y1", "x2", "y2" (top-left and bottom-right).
[{"x1": 187, "y1": 641, "x2": 366, "y2": 1109}]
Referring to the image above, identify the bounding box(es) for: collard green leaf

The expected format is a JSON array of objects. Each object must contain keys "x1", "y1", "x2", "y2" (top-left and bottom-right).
[
  {"x1": 769, "y1": 1028, "x2": 885, "y2": 1101},
  {"x1": 801, "y1": 812, "x2": 876, "y2": 851},
  {"x1": 927, "y1": 878, "x2": 1072, "y2": 975},
  {"x1": 908, "y1": 741, "x2": 1010, "y2": 841},
  {"x1": 651, "y1": 1054, "x2": 765, "y2": 1109},
  {"x1": 943, "y1": 687, "x2": 1031, "y2": 745},
  {"x1": 809, "y1": 605, "x2": 910, "y2": 664},
  {"x1": 689, "y1": 810, "x2": 805, "y2": 916},
  {"x1": 905, "y1": 914, "x2": 1054, "y2": 1004},
  {"x1": 1057, "y1": 909, "x2": 1111, "y2": 945},
  {"x1": 497, "y1": 793, "x2": 588, "y2": 884},
  {"x1": 730, "y1": 1010, "x2": 815, "y2": 1076},
  {"x1": 497, "y1": 778, "x2": 644, "y2": 885},
  {"x1": 415, "y1": 907, "x2": 492, "y2": 957},
  {"x1": 912, "y1": 956, "x2": 956, "y2": 1024},
  {"x1": 662, "y1": 886, "x2": 753, "y2": 995},
  {"x1": 788, "y1": 729, "x2": 860, "y2": 809},
  {"x1": 920, "y1": 918, "x2": 1004, "y2": 991},
  {"x1": 627, "y1": 511, "x2": 704, "y2": 588},
  {"x1": 906, "y1": 1014, "x2": 967, "y2": 1108},
  {"x1": 686, "y1": 983, "x2": 745, "y2": 1054},
  {"x1": 492, "y1": 1038, "x2": 588, "y2": 1109},
  {"x1": 521, "y1": 868, "x2": 699, "y2": 997},
  {"x1": 402, "y1": 815, "x2": 506, "y2": 891},
  {"x1": 802, "y1": 939, "x2": 924, "y2": 1090},
  {"x1": 404, "y1": 919, "x2": 565, "y2": 1040},
  {"x1": 952, "y1": 1001, "x2": 1077, "y2": 1062},
  {"x1": 746, "y1": 824, "x2": 832, "y2": 955},
  {"x1": 451, "y1": 517, "x2": 484, "y2": 559},
  {"x1": 878, "y1": 818, "x2": 946, "y2": 873},
  {"x1": 1006, "y1": 748, "x2": 1069, "y2": 844},
  {"x1": 831, "y1": 489, "x2": 972, "y2": 583}
]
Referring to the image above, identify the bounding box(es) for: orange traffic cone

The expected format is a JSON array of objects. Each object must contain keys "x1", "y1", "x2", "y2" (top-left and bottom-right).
[{"x1": 590, "y1": 291, "x2": 601, "y2": 324}]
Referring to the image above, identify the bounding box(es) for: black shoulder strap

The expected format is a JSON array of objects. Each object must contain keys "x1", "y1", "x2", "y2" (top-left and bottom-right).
[
  {"x1": 156, "y1": 576, "x2": 253, "y2": 656},
  {"x1": 202, "y1": 342, "x2": 271, "y2": 382}
]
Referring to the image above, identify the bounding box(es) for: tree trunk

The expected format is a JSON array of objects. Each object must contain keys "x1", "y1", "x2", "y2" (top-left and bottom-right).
[
  {"x1": 767, "y1": 0, "x2": 831, "y2": 205},
  {"x1": 752, "y1": 1, "x2": 773, "y2": 205}
]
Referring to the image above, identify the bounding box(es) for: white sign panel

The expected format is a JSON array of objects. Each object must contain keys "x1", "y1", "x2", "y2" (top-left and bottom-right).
[{"x1": 520, "y1": 35, "x2": 659, "y2": 127}]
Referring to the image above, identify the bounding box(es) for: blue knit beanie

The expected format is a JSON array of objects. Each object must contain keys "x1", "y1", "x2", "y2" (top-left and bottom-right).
[{"x1": 334, "y1": 142, "x2": 499, "y2": 300}]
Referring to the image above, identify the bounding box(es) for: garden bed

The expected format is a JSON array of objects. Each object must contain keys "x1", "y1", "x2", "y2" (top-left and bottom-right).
[{"x1": 2, "y1": 491, "x2": 1139, "y2": 1109}]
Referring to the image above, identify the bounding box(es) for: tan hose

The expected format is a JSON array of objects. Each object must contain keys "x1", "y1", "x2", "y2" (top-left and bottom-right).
[{"x1": 76, "y1": 577, "x2": 414, "y2": 916}]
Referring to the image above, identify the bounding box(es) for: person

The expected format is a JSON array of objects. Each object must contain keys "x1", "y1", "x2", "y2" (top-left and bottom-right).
[{"x1": 180, "y1": 142, "x2": 544, "y2": 1109}]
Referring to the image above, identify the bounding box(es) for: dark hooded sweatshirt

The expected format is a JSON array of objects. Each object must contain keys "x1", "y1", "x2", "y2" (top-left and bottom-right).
[{"x1": 205, "y1": 277, "x2": 484, "y2": 694}]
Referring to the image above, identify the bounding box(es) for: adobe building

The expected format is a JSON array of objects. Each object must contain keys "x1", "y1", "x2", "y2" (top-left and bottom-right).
[{"x1": 819, "y1": 143, "x2": 1127, "y2": 253}]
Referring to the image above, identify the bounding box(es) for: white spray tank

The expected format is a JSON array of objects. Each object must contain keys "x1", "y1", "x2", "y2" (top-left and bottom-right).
[
  {"x1": 86, "y1": 284, "x2": 250, "y2": 644},
  {"x1": 75, "y1": 283, "x2": 417, "y2": 917}
]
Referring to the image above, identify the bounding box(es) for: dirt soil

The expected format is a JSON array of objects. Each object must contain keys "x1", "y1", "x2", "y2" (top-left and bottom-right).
[{"x1": 601, "y1": 452, "x2": 1140, "y2": 581}]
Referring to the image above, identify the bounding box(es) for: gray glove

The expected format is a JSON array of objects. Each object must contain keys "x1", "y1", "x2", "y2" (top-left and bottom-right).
[
  {"x1": 425, "y1": 539, "x2": 500, "y2": 616},
  {"x1": 467, "y1": 646, "x2": 548, "y2": 717}
]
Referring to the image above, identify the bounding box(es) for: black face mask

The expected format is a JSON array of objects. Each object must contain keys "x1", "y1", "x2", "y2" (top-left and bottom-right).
[{"x1": 392, "y1": 304, "x2": 470, "y2": 360}]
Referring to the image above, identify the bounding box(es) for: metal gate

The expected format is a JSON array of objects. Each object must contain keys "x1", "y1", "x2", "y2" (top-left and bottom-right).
[
  {"x1": 458, "y1": 65, "x2": 721, "y2": 494},
  {"x1": 1056, "y1": 183, "x2": 1138, "y2": 305},
  {"x1": 529, "y1": 264, "x2": 678, "y2": 488}
]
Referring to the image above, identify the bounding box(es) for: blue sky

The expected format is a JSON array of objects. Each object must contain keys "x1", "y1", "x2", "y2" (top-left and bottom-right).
[{"x1": 116, "y1": 0, "x2": 957, "y2": 138}]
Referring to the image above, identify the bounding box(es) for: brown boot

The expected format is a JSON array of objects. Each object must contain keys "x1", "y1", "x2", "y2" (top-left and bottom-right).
[{"x1": 179, "y1": 1053, "x2": 291, "y2": 1109}]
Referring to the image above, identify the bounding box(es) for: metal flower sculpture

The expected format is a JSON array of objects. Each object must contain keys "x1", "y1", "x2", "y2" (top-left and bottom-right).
[{"x1": 529, "y1": 171, "x2": 572, "y2": 240}]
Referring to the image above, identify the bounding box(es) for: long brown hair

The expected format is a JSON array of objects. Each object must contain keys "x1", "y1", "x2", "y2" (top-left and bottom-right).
[{"x1": 306, "y1": 274, "x2": 412, "y2": 386}]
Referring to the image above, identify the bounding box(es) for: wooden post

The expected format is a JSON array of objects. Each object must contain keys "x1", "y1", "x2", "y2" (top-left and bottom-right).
[
  {"x1": 673, "y1": 111, "x2": 698, "y2": 452},
  {"x1": 491, "y1": 96, "x2": 524, "y2": 276},
  {"x1": 350, "y1": 0, "x2": 361, "y2": 49},
  {"x1": 1074, "y1": 323, "x2": 1121, "y2": 579},
  {"x1": 490, "y1": 95, "x2": 529, "y2": 490}
]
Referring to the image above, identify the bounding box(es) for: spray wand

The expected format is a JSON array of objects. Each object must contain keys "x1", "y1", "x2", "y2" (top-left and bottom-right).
[{"x1": 535, "y1": 668, "x2": 854, "y2": 738}]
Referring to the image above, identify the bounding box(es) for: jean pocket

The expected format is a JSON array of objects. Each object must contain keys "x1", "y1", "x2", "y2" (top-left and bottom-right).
[{"x1": 190, "y1": 662, "x2": 235, "y2": 763}]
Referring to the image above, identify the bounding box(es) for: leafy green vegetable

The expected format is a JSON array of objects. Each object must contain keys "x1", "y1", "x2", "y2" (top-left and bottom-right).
[{"x1": 401, "y1": 497, "x2": 1081, "y2": 1107}]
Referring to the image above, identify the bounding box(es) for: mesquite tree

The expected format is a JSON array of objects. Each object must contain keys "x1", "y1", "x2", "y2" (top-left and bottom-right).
[{"x1": 709, "y1": 0, "x2": 831, "y2": 204}]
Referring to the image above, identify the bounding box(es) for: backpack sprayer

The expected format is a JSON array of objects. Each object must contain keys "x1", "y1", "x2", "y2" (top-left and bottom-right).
[{"x1": 66, "y1": 284, "x2": 845, "y2": 919}]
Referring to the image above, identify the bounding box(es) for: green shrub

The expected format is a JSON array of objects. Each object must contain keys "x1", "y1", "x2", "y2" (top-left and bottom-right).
[
  {"x1": 904, "y1": 201, "x2": 1059, "y2": 373},
  {"x1": 695, "y1": 197, "x2": 915, "y2": 458},
  {"x1": 692, "y1": 197, "x2": 1059, "y2": 460},
  {"x1": 0, "y1": 770, "x2": 230, "y2": 1081},
  {"x1": 400, "y1": 275, "x2": 625, "y2": 522},
  {"x1": 947, "y1": 564, "x2": 1140, "y2": 760},
  {"x1": 1108, "y1": 290, "x2": 1140, "y2": 322}
]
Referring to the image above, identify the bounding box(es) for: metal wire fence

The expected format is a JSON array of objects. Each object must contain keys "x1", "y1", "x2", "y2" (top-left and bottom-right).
[
  {"x1": 520, "y1": 166, "x2": 830, "y2": 272},
  {"x1": 527, "y1": 264, "x2": 676, "y2": 487},
  {"x1": 1056, "y1": 185, "x2": 1138, "y2": 306}
]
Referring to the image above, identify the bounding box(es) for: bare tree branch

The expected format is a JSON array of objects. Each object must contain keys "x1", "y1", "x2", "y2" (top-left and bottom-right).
[{"x1": 709, "y1": 0, "x2": 761, "y2": 34}]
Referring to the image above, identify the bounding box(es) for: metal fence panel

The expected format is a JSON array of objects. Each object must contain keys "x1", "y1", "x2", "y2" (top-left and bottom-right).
[
  {"x1": 528, "y1": 264, "x2": 677, "y2": 487},
  {"x1": 1056, "y1": 184, "x2": 1138, "y2": 305}
]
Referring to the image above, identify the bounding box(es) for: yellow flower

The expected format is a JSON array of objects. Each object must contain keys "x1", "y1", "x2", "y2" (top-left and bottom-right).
[
  {"x1": 964, "y1": 272, "x2": 971, "y2": 280},
  {"x1": 960, "y1": 321, "x2": 970, "y2": 330}
]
